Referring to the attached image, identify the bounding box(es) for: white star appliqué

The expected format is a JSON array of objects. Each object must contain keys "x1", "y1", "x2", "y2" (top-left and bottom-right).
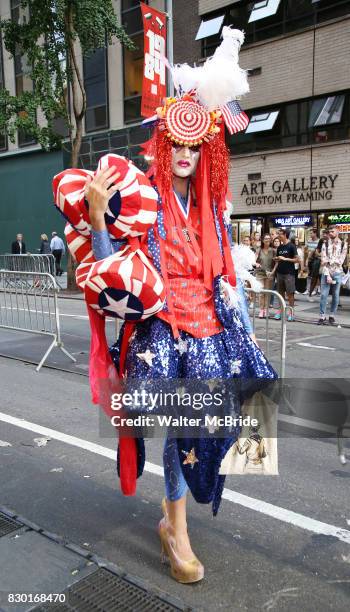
[
  {"x1": 103, "y1": 293, "x2": 141, "y2": 318},
  {"x1": 230, "y1": 359, "x2": 242, "y2": 375},
  {"x1": 136, "y1": 349, "x2": 156, "y2": 367},
  {"x1": 175, "y1": 338, "x2": 188, "y2": 355}
]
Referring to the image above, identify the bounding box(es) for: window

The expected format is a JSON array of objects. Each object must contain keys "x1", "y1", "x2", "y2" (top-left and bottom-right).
[
  {"x1": 83, "y1": 47, "x2": 109, "y2": 133},
  {"x1": 11, "y1": 0, "x2": 35, "y2": 147},
  {"x1": 248, "y1": 0, "x2": 282, "y2": 23},
  {"x1": 308, "y1": 95, "x2": 345, "y2": 127},
  {"x1": 245, "y1": 110, "x2": 280, "y2": 132},
  {"x1": 0, "y1": 33, "x2": 7, "y2": 151},
  {"x1": 201, "y1": 0, "x2": 350, "y2": 55},
  {"x1": 229, "y1": 90, "x2": 350, "y2": 154},
  {"x1": 122, "y1": 1, "x2": 148, "y2": 123},
  {"x1": 195, "y1": 15, "x2": 225, "y2": 40},
  {"x1": 78, "y1": 125, "x2": 153, "y2": 172}
]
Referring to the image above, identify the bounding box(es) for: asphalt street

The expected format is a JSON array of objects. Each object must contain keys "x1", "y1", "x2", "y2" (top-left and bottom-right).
[{"x1": 0, "y1": 296, "x2": 349, "y2": 611}]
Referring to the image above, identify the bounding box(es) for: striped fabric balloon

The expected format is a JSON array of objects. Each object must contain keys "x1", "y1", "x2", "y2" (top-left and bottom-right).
[
  {"x1": 64, "y1": 223, "x2": 94, "y2": 264},
  {"x1": 53, "y1": 154, "x2": 158, "y2": 241},
  {"x1": 53, "y1": 169, "x2": 93, "y2": 237},
  {"x1": 84, "y1": 245, "x2": 165, "y2": 321},
  {"x1": 64, "y1": 223, "x2": 96, "y2": 290},
  {"x1": 96, "y1": 154, "x2": 158, "y2": 239}
]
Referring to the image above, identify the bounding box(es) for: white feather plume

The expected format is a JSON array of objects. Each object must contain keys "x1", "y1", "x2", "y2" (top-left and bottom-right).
[
  {"x1": 219, "y1": 277, "x2": 240, "y2": 309},
  {"x1": 170, "y1": 27, "x2": 249, "y2": 110},
  {"x1": 231, "y1": 244, "x2": 262, "y2": 292}
]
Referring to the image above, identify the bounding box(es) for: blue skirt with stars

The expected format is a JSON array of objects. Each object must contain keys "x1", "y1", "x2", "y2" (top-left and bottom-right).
[{"x1": 110, "y1": 279, "x2": 277, "y2": 515}]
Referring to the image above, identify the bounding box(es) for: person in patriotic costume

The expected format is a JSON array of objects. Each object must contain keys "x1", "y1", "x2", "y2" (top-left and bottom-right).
[{"x1": 53, "y1": 27, "x2": 276, "y2": 584}]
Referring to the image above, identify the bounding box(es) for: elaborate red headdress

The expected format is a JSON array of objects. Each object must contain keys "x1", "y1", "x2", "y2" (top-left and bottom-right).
[{"x1": 141, "y1": 28, "x2": 250, "y2": 327}]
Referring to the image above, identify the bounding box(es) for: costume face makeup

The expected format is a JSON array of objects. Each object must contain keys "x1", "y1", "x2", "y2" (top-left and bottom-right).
[{"x1": 171, "y1": 145, "x2": 200, "y2": 178}]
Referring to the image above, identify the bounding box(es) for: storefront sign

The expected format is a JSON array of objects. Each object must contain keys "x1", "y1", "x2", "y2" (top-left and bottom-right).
[
  {"x1": 327, "y1": 214, "x2": 350, "y2": 224},
  {"x1": 241, "y1": 175, "x2": 338, "y2": 207},
  {"x1": 335, "y1": 224, "x2": 350, "y2": 233},
  {"x1": 141, "y1": 2, "x2": 167, "y2": 118},
  {"x1": 272, "y1": 215, "x2": 313, "y2": 227}
]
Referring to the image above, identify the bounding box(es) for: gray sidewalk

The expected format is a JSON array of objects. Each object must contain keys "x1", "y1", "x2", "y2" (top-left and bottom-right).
[
  {"x1": 293, "y1": 291, "x2": 350, "y2": 327},
  {"x1": 0, "y1": 506, "x2": 190, "y2": 612}
]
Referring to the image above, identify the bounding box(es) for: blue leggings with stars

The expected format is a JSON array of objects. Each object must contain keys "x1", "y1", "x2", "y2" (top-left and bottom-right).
[{"x1": 163, "y1": 438, "x2": 189, "y2": 501}]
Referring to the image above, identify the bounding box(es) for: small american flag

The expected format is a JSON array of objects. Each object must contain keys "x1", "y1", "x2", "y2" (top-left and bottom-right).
[{"x1": 220, "y1": 100, "x2": 249, "y2": 135}]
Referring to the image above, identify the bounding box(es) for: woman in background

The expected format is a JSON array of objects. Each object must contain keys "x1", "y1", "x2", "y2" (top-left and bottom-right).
[
  {"x1": 295, "y1": 239, "x2": 308, "y2": 294},
  {"x1": 255, "y1": 234, "x2": 275, "y2": 318},
  {"x1": 39, "y1": 233, "x2": 51, "y2": 254},
  {"x1": 269, "y1": 236, "x2": 281, "y2": 308}
]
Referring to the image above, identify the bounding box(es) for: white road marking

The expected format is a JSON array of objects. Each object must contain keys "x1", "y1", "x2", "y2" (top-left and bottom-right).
[
  {"x1": 1, "y1": 410, "x2": 350, "y2": 545},
  {"x1": 289, "y1": 334, "x2": 330, "y2": 344},
  {"x1": 298, "y1": 342, "x2": 336, "y2": 351}
]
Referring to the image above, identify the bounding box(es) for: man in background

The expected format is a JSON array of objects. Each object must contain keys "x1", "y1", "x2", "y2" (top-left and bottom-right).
[
  {"x1": 11, "y1": 233, "x2": 26, "y2": 254},
  {"x1": 50, "y1": 231, "x2": 65, "y2": 276},
  {"x1": 307, "y1": 227, "x2": 319, "y2": 251},
  {"x1": 318, "y1": 225, "x2": 347, "y2": 325},
  {"x1": 272, "y1": 228, "x2": 298, "y2": 322}
]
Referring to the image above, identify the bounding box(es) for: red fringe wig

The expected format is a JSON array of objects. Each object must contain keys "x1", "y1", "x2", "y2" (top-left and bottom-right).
[{"x1": 144, "y1": 123, "x2": 235, "y2": 332}]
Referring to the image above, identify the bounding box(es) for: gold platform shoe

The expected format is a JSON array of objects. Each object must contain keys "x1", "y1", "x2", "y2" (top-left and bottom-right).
[{"x1": 158, "y1": 498, "x2": 204, "y2": 584}]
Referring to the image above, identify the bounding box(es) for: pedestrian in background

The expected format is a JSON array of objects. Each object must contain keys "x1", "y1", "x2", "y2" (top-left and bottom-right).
[
  {"x1": 318, "y1": 226, "x2": 347, "y2": 326},
  {"x1": 269, "y1": 236, "x2": 281, "y2": 307},
  {"x1": 11, "y1": 233, "x2": 26, "y2": 254},
  {"x1": 296, "y1": 243, "x2": 309, "y2": 294},
  {"x1": 308, "y1": 229, "x2": 329, "y2": 300},
  {"x1": 270, "y1": 229, "x2": 278, "y2": 243},
  {"x1": 271, "y1": 228, "x2": 298, "y2": 321},
  {"x1": 251, "y1": 231, "x2": 261, "y2": 252},
  {"x1": 50, "y1": 231, "x2": 65, "y2": 276},
  {"x1": 292, "y1": 237, "x2": 308, "y2": 294},
  {"x1": 307, "y1": 227, "x2": 319, "y2": 251},
  {"x1": 39, "y1": 233, "x2": 51, "y2": 254},
  {"x1": 255, "y1": 234, "x2": 275, "y2": 318}
]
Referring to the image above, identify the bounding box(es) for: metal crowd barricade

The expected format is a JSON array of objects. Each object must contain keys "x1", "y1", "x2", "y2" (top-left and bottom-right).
[
  {"x1": 0, "y1": 254, "x2": 56, "y2": 291},
  {"x1": 245, "y1": 288, "x2": 287, "y2": 377},
  {"x1": 0, "y1": 270, "x2": 76, "y2": 371}
]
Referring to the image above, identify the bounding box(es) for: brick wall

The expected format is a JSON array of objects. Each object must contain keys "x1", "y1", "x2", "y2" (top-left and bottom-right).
[
  {"x1": 229, "y1": 142, "x2": 350, "y2": 215},
  {"x1": 314, "y1": 19, "x2": 350, "y2": 96},
  {"x1": 240, "y1": 17, "x2": 350, "y2": 111},
  {"x1": 240, "y1": 30, "x2": 315, "y2": 110},
  {"x1": 173, "y1": 0, "x2": 202, "y2": 64},
  {"x1": 173, "y1": 9, "x2": 349, "y2": 110},
  {"x1": 198, "y1": 0, "x2": 238, "y2": 16}
]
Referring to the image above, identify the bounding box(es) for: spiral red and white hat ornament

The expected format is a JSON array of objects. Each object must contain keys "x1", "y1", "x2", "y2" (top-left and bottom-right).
[{"x1": 156, "y1": 94, "x2": 221, "y2": 147}]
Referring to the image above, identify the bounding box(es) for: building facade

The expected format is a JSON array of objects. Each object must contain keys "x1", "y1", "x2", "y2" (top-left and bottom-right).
[
  {"x1": 0, "y1": 0, "x2": 349, "y2": 251},
  {"x1": 173, "y1": 0, "x2": 350, "y2": 244}
]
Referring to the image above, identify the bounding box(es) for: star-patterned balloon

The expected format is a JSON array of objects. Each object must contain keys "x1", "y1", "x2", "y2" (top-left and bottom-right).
[
  {"x1": 182, "y1": 447, "x2": 199, "y2": 468},
  {"x1": 136, "y1": 349, "x2": 156, "y2": 367},
  {"x1": 99, "y1": 289, "x2": 144, "y2": 320},
  {"x1": 84, "y1": 247, "x2": 166, "y2": 322}
]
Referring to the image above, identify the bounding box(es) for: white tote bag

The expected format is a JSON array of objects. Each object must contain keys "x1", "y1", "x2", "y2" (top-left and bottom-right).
[{"x1": 219, "y1": 391, "x2": 279, "y2": 475}]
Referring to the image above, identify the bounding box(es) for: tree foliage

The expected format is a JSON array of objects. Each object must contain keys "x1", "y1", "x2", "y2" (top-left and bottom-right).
[{"x1": 0, "y1": 0, "x2": 134, "y2": 162}]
